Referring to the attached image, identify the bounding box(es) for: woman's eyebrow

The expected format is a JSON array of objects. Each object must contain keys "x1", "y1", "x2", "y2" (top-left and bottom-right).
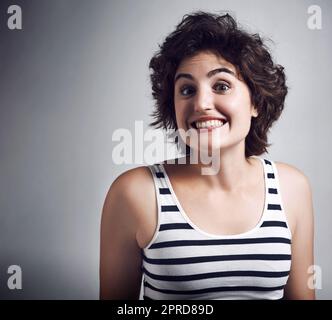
[{"x1": 174, "y1": 67, "x2": 236, "y2": 83}]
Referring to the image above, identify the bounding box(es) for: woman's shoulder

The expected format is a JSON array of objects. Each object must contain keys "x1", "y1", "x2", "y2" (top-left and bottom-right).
[
  {"x1": 273, "y1": 160, "x2": 313, "y2": 234},
  {"x1": 106, "y1": 165, "x2": 158, "y2": 248},
  {"x1": 109, "y1": 165, "x2": 156, "y2": 207},
  {"x1": 112, "y1": 165, "x2": 153, "y2": 185},
  {"x1": 274, "y1": 161, "x2": 312, "y2": 194}
]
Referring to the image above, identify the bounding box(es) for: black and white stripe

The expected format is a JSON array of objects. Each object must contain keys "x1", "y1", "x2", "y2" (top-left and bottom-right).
[{"x1": 143, "y1": 157, "x2": 291, "y2": 300}]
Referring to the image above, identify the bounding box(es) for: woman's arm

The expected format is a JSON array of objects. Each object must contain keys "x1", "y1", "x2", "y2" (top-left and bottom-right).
[
  {"x1": 99, "y1": 171, "x2": 144, "y2": 300},
  {"x1": 277, "y1": 163, "x2": 316, "y2": 299}
]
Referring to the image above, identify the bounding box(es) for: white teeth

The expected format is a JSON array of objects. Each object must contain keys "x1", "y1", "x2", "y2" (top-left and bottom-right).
[{"x1": 194, "y1": 120, "x2": 225, "y2": 129}]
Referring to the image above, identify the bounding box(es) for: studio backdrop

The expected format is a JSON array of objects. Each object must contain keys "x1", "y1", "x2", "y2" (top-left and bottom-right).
[{"x1": 0, "y1": 0, "x2": 331, "y2": 299}]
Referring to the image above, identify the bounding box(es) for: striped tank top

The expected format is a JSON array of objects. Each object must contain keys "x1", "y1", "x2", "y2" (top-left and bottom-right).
[{"x1": 142, "y1": 157, "x2": 292, "y2": 300}]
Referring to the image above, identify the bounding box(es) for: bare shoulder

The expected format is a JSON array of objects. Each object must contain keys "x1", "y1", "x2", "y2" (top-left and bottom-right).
[
  {"x1": 275, "y1": 161, "x2": 312, "y2": 196},
  {"x1": 110, "y1": 166, "x2": 154, "y2": 196},
  {"x1": 103, "y1": 165, "x2": 157, "y2": 248},
  {"x1": 274, "y1": 161, "x2": 313, "y2": 234},
  {"x1": 105, "y1": 166, "x2": 155, "y2": 217}
]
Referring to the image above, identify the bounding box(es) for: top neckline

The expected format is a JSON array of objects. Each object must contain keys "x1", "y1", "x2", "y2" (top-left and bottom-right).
[{"x1": 158, "y1": 156, "x2": 269, "y2": 239}]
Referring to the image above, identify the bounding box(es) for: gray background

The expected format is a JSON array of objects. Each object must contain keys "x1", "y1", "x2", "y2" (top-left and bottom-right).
[{"x1": 0, "y1": 0, "x2": 331, "y2": 299}]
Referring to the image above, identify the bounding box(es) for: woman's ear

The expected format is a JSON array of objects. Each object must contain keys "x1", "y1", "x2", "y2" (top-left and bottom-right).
[{"x1": 251, "y1": 106, "x2": 258, "y2": 118}]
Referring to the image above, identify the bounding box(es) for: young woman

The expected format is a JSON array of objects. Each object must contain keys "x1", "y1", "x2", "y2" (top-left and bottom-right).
[{"x1": 100, "y1": 11, "x2": 315, "y2": 300}]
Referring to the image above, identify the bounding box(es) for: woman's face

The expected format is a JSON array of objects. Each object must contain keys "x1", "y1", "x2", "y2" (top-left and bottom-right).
[{"x1": 173, "y1": 50, "x2": 257, "y2": 153}]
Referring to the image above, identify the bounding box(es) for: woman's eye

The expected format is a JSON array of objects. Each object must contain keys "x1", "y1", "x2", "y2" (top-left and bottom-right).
[
  {"x1": 214, "y1": 82, "x2": 230, "y2": 92},
  {"x1": 179, "y1": 86, "x2": 195, "y2": 96}
]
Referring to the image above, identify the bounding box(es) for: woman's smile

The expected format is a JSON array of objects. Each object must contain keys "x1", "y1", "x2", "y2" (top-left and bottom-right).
[{"x1": 190, "y1": 119, "x2": 228, "y2": 131}]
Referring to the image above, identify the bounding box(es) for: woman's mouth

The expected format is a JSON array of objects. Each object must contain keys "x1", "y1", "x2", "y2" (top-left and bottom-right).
[{"x1": 190, "y1": 119, "x2": 228, "y2": 130}]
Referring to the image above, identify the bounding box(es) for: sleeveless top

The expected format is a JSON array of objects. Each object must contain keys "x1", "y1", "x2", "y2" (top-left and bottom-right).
[{"x1": 142, "y1": 157, "x2": 292, "y2": 300}]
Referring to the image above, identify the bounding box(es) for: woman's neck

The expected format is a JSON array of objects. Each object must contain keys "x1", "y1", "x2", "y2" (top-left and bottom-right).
[{"x1": 179, "y1": 145, "x2": 257, "y2": 192}]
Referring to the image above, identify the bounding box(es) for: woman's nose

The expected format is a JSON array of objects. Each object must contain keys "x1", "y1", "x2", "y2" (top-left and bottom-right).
[{"x1": 194, "y1": 86, "x2": 213, "y2": 112}]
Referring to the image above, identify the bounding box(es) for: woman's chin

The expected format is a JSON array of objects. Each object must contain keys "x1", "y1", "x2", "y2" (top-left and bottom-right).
[{"x1": 186, "y1": 144, "x2": 224, "y2": 157}]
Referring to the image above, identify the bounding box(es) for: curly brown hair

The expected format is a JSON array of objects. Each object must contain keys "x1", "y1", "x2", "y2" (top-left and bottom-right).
[{"x1": 148, "y1": 11, "x2": 288, "y2": 157}]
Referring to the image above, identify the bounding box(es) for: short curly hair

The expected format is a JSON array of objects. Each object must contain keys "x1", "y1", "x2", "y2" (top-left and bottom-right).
[{"x1": 148, "y1": 11, "x2": 287, "y2": 157}]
